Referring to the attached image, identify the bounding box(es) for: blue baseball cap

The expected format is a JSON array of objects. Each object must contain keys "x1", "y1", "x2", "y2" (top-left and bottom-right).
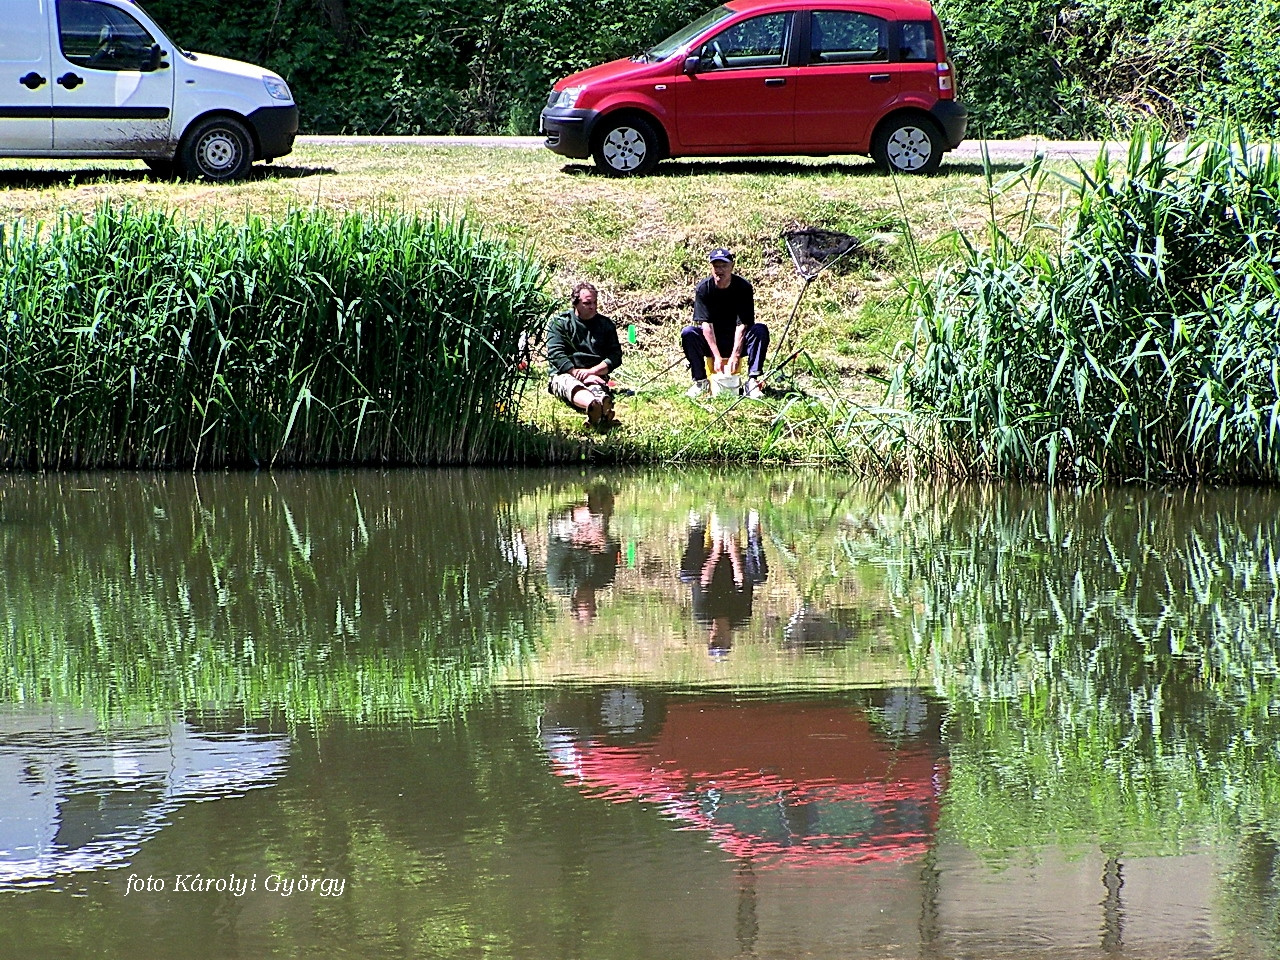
[{"x1": 708, "y1": 247, "x2": 734, "y2": 262}]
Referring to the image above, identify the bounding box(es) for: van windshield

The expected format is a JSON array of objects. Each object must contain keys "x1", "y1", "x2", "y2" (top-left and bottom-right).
[{"x1": 640, "y1": 5, "x2": 735, "y2": 62}]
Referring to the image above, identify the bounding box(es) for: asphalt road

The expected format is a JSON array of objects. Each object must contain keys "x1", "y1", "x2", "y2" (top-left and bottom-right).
[{"x1": 299, "y1": 134, "x2": 1125, "y2": 164}]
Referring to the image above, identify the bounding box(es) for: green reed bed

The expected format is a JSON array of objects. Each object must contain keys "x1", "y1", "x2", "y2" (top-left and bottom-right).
[
  {"x1": 894, "y1": 125, "x2": 1280, "y2": 483},
  {"x1": 0, "y1": 204, "x2": 549, "y2": 468}
]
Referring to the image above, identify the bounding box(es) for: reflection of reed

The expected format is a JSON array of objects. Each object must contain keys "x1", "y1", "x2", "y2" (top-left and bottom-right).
[
  {"x1": 893, "y1": 484, "x2": 1280, "y2": 863},
  {"x1": 0, "y1": 471, "x2": 544, "y2": 723},
  {"x1": 899, "y1": 484, "x2": 1280, "y2": 702}
]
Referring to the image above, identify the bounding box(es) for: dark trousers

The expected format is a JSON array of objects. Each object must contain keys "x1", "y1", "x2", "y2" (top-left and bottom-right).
[{"x1": 680, "y1": 323, "x2": 770, "y2": 381}]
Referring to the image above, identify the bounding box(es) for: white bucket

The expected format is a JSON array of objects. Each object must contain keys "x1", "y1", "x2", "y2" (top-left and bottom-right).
[{"x1": 710, "y1": 373, "x2": 740, "y2": 397}]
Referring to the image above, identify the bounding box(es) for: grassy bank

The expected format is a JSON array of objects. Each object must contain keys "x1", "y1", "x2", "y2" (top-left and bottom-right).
[
  {"x1": 0, "y1": 144, "x2": 1054, "y2": 468},
  {"x1": 7, "y1": 132, "x2": 1277, "y2": 479}
]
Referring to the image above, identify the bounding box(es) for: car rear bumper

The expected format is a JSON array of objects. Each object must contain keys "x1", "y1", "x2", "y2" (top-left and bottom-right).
[
  {"x1": 540, "y1": 108, "x2": 596, "y2": 159},
  {"x1": 247, "y1": 104, "x2": 299, "y2": 160},
  {"x1": 930, "y1": 100, "x2": 968, "y2": 150}
]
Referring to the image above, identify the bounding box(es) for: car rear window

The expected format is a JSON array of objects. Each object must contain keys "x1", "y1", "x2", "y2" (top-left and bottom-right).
[{"x1": 900, "y1": 21, "x2": 937, "y2": 62}]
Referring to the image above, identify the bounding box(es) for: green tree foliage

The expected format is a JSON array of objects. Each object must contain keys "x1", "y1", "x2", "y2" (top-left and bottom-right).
[
  {"x1": 143, "y1": 0, "x2": 1280, "y2": 138},
  {"x1": 146, "y1": 0, "x2": 708, "y2": 134},
  {"x1": 936, "y1": 0, "x2": 1280, "y2": 138}
]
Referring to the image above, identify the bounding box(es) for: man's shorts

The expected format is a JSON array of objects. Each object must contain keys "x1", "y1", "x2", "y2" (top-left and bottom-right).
[{"x1": 548, "y1": 373, "x2": 608, "y2": 408}]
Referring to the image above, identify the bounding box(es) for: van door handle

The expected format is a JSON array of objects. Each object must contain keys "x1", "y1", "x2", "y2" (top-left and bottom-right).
[
  {"x1": 20, "y1": 72, "x2": 47, "y2": 89},
  {"x1": 57, "y1": 73, "x2": 84, "y2": 90},
  {"x1": 764, "y1": 77, "x2": 786, "y2": 87},
  {"x1": 868, "y1": 74, "x2": 891, "y2": 83}
]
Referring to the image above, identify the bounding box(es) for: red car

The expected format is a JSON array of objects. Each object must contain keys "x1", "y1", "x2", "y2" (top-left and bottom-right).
[{"x1": 540, "y1": 0, "x2": 966, "y2": 176}]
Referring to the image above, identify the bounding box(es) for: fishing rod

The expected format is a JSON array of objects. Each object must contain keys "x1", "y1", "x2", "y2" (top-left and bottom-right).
[{"x1": 668, "y1": 348, "x2": 806, "y2": 460}]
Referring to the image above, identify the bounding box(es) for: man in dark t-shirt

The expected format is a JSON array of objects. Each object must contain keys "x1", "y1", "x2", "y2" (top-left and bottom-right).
[
  {"x1": 680, "y1": 247, "x2": 770, "y2": 399},
  {"x1": 679, "y1": 510, "x2": 768, "y2": 658},
  {"x1": 546, "y1": 483, "x2": 619, "y2": 622}
]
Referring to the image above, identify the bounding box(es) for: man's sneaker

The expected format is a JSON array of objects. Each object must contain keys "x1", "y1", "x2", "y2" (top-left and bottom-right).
[
  {"x1": 586, "y1": 398, "x2": 604, "y2": 427},
  {"x1": 686, "y1": 380, "x2": 710, "y2": 399},
  {"x1": 743, "y1": 377, "x2": 764, "y2": 399}
]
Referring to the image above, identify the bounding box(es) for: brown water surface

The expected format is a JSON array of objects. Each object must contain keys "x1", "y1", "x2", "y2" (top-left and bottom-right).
[{"x1": 1, "y1": 469, "x2": 1277, "y2": 959}]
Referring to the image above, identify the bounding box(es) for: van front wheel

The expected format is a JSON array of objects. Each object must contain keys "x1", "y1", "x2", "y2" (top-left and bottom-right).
[
  {"x1": 592, "y1": 117, "x2": 661, "y2": 177},
  {"x1": 180, "y1": 117, "x2": 254, "y2": 182}
]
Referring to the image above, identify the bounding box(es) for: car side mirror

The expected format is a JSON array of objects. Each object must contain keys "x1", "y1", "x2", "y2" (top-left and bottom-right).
[{"x1": 683, "y1": 54, "x2": 704, "y2": 74}]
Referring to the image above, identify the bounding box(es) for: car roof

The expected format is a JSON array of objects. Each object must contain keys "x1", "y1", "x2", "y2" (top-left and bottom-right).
[{"x1": 726, "y1": 0, "x2": 937, "y2": 16}]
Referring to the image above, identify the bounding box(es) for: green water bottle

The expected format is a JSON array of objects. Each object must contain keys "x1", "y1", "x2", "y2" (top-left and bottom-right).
[{"x1": 627, "y1": 323, "x2": 637, "y2": 344}]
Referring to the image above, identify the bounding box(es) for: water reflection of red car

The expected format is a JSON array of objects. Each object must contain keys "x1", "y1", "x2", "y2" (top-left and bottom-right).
[{"x1": 543, "y1": 694, "x2": 946, "y2": 868}]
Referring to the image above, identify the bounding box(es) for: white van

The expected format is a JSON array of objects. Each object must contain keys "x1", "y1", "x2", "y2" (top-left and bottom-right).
[{"x1": 1, "y1": 0, "x2": 297, "y2": 180}]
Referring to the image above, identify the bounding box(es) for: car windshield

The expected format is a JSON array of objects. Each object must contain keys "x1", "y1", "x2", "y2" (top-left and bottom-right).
[{"x1": 641, "y1": 5, "x2": 735, "y2": 61}]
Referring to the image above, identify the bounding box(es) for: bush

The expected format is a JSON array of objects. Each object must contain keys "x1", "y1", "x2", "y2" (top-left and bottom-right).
[
  {"x1": 0, "y1": 205, "x2": 550, "y2": 468},
  {"x1": 147, "y1": 0, "x2": 709, "y2": 135},
  {"x1": 140, "y1": 0, "x2": 1280, "y2": 138},
  {"x1": 936, "y1": 0, "x2": 1280, "y2": 139}
]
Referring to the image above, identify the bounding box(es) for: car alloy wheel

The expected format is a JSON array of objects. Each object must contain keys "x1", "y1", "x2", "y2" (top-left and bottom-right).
[
  {"x1": 593, "y1": 115, "x2": 660, "y2": 176},
  {"x1": 602, "y1": 126, "x2": 648, "y2": 172},
  {"x1": 885, "y1": 125, "x2": 933, "y2": 172}
]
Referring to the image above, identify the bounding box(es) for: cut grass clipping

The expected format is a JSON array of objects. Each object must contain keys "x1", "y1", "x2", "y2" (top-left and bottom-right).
[{"x1": 0, "y1": 204, "x2": 550, "y2": 468}]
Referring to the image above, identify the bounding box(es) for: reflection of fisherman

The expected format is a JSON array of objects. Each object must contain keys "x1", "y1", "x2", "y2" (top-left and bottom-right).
[
  {"x1": 546, "y1": 483, "x2": 619, "y2": 622},
  {"x1": 680, "y1": 510, "x2": 767, "y2": 657}
]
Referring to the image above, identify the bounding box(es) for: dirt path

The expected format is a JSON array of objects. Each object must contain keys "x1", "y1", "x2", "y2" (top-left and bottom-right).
[{"x1": 298, "y1": 134, "x2": 1128, "y2": 164}]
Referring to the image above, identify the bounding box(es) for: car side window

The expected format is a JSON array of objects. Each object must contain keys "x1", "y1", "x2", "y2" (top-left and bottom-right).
[
  {"x1": 808, "y1": 10, "x2": 887, "y2": 64},
  {"x1": 704, "y1": 13, "x2": 791, "y2": 70},
  {"x1": 58, "y1": 0, "x2": 157, "y2": 71},
  {"x1": 900, "y1": 21, "x2": 936, "y2": 62}
]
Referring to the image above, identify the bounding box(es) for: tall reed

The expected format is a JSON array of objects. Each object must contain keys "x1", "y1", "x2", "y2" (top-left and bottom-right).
[
  {"x1": 0, "y1": 204, "x2": 550, "y2": 468},
  {"x1": 893, "y1": 125, "x2": 1280, "y2": 483}
]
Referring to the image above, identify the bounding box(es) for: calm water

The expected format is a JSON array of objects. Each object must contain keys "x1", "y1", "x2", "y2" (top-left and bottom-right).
[{"x1": 1, "y1": 469, "x2": 1278, "y2": 959}]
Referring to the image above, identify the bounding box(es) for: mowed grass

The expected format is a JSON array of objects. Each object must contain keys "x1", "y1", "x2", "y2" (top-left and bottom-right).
[{"x1": 0, "y1": 142, "x2": 1072, "y2": 465}]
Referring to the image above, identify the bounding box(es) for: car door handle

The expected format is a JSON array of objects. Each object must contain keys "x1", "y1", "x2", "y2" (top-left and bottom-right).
[
  {"x1": 57, "y1": 73, "x2": 84, "y2": 90},
  {"x1": 764, "y1": 77, "x2": 786, "y2": 87},
  {"x1": 19, "y1": 72, "x2": 47, "y2": 89},
  {"x1": 868, "y1": 74, "x2": 891, "y2": 83}
]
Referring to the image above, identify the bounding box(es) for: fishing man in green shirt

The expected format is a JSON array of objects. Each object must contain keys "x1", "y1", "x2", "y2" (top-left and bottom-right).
[{"x1": 545, "y1": 281, "x2": 623, "y2": 430}]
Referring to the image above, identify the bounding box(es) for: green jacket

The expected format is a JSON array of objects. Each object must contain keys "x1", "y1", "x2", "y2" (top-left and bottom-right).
[{"x1": 545, "y1": 309, "x2": 623, "y2": 376}]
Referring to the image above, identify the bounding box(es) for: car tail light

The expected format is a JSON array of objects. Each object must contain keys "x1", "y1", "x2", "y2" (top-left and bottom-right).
[{"x1": 937, "y1": 62, "x2": 954, "y2": 98}]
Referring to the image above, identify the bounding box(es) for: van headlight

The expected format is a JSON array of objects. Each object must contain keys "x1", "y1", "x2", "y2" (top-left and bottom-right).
[
  {"x1": 263, "y1": 77, "x2": 292, "y2": 102},
  {"x1": 548, "y1": 86, "x2": 585, "y2": 110}
]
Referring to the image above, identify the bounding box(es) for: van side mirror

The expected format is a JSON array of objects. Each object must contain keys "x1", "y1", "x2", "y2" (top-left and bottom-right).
[{"x1": 144, "y1": 44, "x2": 168, "y2": 72}]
